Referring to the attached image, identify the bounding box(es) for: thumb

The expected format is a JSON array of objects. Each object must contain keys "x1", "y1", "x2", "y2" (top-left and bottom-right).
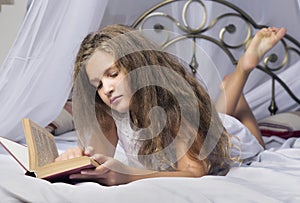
[{"x1": 84, "y1": 146, "x2": 95, "y2": 156}]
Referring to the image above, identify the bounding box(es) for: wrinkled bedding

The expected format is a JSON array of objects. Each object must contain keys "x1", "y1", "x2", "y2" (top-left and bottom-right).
[{"x1": 0, "y1": 134, "x2": 299, "y2": 203}]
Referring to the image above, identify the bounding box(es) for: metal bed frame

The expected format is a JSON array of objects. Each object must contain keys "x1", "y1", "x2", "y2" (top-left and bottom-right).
[{"x1": 131, "y1": 0, "x2": 300, "y2": 115}]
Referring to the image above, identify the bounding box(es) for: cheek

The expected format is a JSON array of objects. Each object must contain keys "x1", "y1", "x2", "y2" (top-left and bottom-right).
[{"x1": 121, "y1": 78, "x2": 132, "y2": 95}]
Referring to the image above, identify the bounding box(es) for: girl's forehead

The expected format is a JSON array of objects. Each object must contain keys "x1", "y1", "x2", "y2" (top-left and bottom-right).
[
  {"x1": 85, "y1": 50, "x2": 115, "y2": 77},
  {"x1": 89, "y1": 50, "x2": 114, "y2": 67}
]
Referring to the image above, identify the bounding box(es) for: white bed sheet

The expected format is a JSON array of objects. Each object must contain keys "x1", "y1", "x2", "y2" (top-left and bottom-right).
[{"x1": 0, "y1": 136, "x2": 299, "y2": 203}]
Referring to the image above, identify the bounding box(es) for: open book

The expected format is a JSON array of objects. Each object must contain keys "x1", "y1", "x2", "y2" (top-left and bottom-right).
[{"x1": 0, "y1": 118, "x2": 99, "y2": 183}]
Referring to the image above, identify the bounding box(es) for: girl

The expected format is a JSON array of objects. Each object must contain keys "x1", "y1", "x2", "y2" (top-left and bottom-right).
[{"x1": 56, "y1": 24, "x2": 286, "y2": 186}]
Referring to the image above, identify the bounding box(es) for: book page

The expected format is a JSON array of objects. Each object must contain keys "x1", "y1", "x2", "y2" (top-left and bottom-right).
[
  {"x1": 30, "y1": 122, "x2": 59, "y2": 167},
  {"x1": 0, "y1": 136, "x2": 29, "y2": 170}
]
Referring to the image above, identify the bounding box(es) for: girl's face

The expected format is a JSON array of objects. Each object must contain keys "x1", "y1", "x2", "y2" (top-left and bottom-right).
[{"x1": 85, "y1": 50, "x2": 132, "y2": 113}]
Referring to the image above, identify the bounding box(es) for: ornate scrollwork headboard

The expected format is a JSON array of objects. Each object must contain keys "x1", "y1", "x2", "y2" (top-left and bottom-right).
[{"x1": 131, "y1": 0, "x2": 300, "y2": 115}]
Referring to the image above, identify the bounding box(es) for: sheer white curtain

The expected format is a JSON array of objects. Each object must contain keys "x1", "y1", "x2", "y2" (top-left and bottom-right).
[{"x1": 0, "y1": 0, "x2": 108, "y2": 141}]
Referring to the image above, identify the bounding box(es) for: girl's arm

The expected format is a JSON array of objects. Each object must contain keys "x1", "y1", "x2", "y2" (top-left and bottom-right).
[
  {"x1": 68, "y1": 148, "x2": 207, "y2": 186},
  {"x1": 88, "y1": 118, "x2": 118, "y2": 157}
]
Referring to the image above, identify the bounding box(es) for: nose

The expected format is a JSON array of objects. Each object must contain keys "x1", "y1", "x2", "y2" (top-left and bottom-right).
[{"x1": 102, "y1": 78, "x2": 114, "y2": 96}]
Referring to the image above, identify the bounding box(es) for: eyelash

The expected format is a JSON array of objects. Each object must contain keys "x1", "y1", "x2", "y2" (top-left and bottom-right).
[
  {"x1": 110, "y1": 71, "x2": 119, "y2": 78},
  {"x1": 96, "y1": 70, "x2": 119, "y2": 90}
]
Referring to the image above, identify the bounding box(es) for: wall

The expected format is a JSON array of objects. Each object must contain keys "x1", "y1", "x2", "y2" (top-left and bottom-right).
[{"x1": 0, "y1": 1, "x2": 27, "y2": 66}]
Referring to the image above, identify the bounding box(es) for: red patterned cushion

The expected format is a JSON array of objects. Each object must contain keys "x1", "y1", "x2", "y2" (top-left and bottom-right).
[{"x1": 258, "y1": 111, "x2": 300, "y2": 139}]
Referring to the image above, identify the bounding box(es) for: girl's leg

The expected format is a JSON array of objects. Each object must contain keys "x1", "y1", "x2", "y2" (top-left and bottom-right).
[
  {"x1": 216, "y1": 27, "x2": 286, "y2": 148},
  {"x1": 218, "y1": 75, "x2": 265, "y2": 147},
  {"x1": 234, "y1": 95, "x2": 265, "y2": 147}
]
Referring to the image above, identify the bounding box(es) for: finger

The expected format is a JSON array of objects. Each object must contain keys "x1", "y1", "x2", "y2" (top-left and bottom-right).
[
  {"x1": 69, "y1": 165, "x2": 110, "y2": 179},
  {"x1": 69, "y1": 172, "x2": 106, "y2": 181},
  {"x1": 276, "y1": 27, "x2": 286, "y2": 39},
  {"x1": 92, "y1": 154, "x2": 109, "y2": 165},
  {"x1": 69, "y1": 173, "x2": 110, "y2": 186},
  {"x1": 56, "y1": 147, "x2": 83, "y2": 161},
  {"x1": 269, "y1": 27, "x2": 286, "y2": 37},
  {"x1": 65, "y1": 147, "x2": 84, "y2": 159},
  {"x1": 55, "y1": 153, "x2": 67, "y2": 162},
  {"x1": 84, "y1": 146, "x2": 95, "y2": 156},
  {"x1": 80, "y1": 165, "x2": 110, "y2": 177},
  {"x1": 55, "y1": 152, "x2": 68, "y2": 162}
]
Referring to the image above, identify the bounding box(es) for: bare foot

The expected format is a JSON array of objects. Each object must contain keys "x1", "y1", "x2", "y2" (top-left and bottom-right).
[{"x1": 240, "y1": 27, "x2": 286, "y2": 74}]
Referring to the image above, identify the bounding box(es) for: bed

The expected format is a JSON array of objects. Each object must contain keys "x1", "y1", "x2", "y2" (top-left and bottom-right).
[{"x1": 0, "y1": 0, "x2": 300, "y2": 202}]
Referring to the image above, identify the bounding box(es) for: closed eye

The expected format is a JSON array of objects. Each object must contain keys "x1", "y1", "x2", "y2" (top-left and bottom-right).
[
  {"x1": 95, "y1": 68, "x2": 119, "y2": 90},
  {"x1": 110, "y1": 71, "x2": 119, "y2": 78}
]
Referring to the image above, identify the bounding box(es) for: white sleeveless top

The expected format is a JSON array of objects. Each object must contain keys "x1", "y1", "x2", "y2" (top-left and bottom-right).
[{"x1": 113, "y1": 112, "x2": 144, "y2": 168}]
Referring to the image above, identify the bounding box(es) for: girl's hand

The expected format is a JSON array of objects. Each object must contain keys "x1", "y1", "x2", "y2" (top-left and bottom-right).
[
  {"x1": 69, "y1": 154, "x2": 134, "y2": 186},
  {"x1": 55, "y1": 146, "x2": 95, "y2": 161}
]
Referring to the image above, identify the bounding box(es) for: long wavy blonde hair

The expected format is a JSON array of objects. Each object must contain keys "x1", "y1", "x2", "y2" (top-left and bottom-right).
[{"x1": 73, "y1": 24, "x2": 237, "y2": 174}]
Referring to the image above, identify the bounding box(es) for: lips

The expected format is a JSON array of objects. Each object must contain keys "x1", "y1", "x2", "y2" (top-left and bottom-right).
[{"x1": 110, "y1": 95, "x2": 122, "y2": 105}]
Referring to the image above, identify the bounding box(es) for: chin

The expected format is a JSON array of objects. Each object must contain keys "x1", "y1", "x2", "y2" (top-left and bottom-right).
[
  {"x1": 116, "y1": 108, "x2": 129, "y2": 114},
  {"x1": 112, "y1": 105, "x2": 129, "y2": 114}
]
